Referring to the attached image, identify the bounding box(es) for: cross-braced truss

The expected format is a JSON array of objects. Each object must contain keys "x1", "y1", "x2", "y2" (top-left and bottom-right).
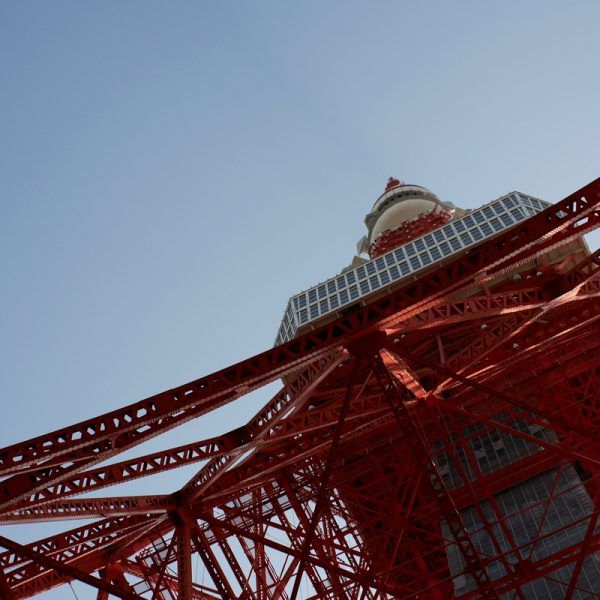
[{"x1": 1, "y1": 179, "x2": 600, "y2": 599}]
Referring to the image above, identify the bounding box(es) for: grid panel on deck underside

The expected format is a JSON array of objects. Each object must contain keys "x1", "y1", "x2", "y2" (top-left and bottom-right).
[
  {"x1": 275, "y1": 193, "x2": 549, "y2": 345},
  {"x1": 435, "y1": 416, "x2": 600, "y2": 598},
  {"x1": 435, "y1": 417, "x2": 557, "y2": 490},
  {"x1": 443, "y1": 465, "x2": 600, "y2": 599}
]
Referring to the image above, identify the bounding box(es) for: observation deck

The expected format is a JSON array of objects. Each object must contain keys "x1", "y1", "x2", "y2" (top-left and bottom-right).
[{"x1": 275, "y1": 191, "x2": 550, "y2": 345}]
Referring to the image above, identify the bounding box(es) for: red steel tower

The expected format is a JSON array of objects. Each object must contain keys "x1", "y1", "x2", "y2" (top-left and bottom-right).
[{"x1": 1, "y1": 177, "x2": 600, "y2": 599}]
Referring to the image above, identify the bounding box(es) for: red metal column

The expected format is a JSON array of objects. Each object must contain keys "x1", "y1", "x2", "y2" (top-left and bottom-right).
[{"x1": 175, "y1": 517, "x2": 193, "y2": 600}]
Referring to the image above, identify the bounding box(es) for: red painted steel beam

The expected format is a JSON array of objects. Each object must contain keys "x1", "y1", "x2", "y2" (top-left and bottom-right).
[
  {"x1": 190, "y1": 526, "x2": 237, "y2": 600},
  {"x1": 0, "y1": 535, "x2": 143, "y2": 600},
  {"x1": 122, "y1": 558, "x2": 222, "y2": 600},
  {"x1": 0, "y1": 566, "x2": 14, "y2": 600},
  {"x1": 265, "y1": 479, "x2": 335, "y2": 597},
  {"x1": 382, "y1": 339, "x2": 600, "y2": 456},
  {"x1": 196, "y1": 408, "x2": 392, "y2": 507},
  {"x1": 0, "y1": 516, "x2": 146, "y2": 571},
  {"x1": 3, "y1": 353, "x2": 344, "y2": 520},
  {"x1": 176, "y1": 352, "x2": 345, "y2": 506},
  {"x1": 386, "y1": 286, "x2": 549, "y2": 333},
  {"x1": 1, "y1": 434, "x2": 239, "y2": 515},
  {"x1": 441, "y1": 322, "x2": 600, "y2": 417},
  {"x1": 0, "y1": 351, "x2": 344, "y2": 518},
  {"x1": 12, "y1": 516, "x2": 173, "y2": 598},
  {"x1": 444, "y1": 309, "x2": 600, "y2": 400},
  {"x1": 3, "y1": 518, "x2": 150, "y2": 591},
  {"x1": 434, "y1": 274, "x2": 600, "y2": 390},
  {"x1": 1, "y1": 495, "x2": 174, "y2": 524},
  {"x1": 174, "y1": 520, "x2": 193, "y2": 600}
]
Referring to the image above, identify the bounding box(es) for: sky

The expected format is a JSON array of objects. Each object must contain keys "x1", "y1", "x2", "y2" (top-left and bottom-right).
[{"x1": 1, "y1": 2, "x2": 599, "y2": 598}]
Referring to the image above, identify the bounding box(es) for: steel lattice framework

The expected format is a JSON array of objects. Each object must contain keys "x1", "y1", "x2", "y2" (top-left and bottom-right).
[{"x1": 1, "y1": 179, "x2": 600, "y2": 599}]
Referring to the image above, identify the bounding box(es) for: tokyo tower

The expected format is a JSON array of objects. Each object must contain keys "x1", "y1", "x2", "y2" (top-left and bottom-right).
[{"x1": 1, "y1": 176, "x2": 599, "y2": 599}]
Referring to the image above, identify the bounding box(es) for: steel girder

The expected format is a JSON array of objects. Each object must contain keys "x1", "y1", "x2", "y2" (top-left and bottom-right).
[{"x1": 0, "y1": 178, "x2": 600, "y2": 598}]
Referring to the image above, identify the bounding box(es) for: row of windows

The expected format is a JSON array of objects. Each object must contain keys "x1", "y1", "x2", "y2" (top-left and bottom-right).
[
  {"x1": 298, "y1": 211, "x2": 521, "y2": 307},
  {"x1": 294, "y1": 214, "x2": 525, "y2": 328},
  {"x1": 435, "y1": 419, "x2": 556, "y2": 490},
  {"x1": 294, "y1": 200, "x2": 529, "y2": 306}
]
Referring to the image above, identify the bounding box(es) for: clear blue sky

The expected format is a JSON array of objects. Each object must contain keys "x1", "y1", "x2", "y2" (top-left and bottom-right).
[{"x1": 1, "y1": 2, "x2": 599, "y2": 598}]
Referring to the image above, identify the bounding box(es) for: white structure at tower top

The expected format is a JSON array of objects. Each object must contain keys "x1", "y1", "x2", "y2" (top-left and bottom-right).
[{"x1": 357, "y1": 178, "x2": 459, "y2": 255}]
